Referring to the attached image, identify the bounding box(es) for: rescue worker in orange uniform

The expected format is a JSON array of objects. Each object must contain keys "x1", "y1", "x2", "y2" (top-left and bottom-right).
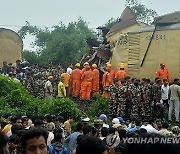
[
  {"x1": 115, "y1": 63, "x2": 128, "y2": 85},
  {"x1": 70, "y1": 63, "x2": 81, "y2": 98},
  {"x1": 80, "y1": 62, "x2": 87, "y2": 76},
  {"x1": 102, "y1": 63, "x2": 115, "y2": 98},
  {"x1": 80, "y1": 62, "x2": 89, "y2": 98},
  {"x1": 156, "y1": 62, "x2": 171, "y2": 83},
  {"x1": 92, "y1": 64, "x2": 100, "y2": 97},
  {"x1": 80, "y1": 62, "x2": 93, "y2": 100}
]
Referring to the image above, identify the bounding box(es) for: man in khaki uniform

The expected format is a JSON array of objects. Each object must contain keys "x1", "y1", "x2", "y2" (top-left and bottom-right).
[
  {"x1": 44, "y1": 76, "x2": 53, "y2": 98},
  {"x1": 168, "y1": 78, "x2": 180, "y2": 124}
]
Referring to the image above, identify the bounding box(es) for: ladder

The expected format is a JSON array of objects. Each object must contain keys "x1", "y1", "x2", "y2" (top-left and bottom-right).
[{"x1": 128, "y1": 33, "x2": 140, "y2": 78}]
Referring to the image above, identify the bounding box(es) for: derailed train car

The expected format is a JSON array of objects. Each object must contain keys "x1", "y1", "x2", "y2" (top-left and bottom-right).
[
  {"x1": 107, "y1": 7, "x2": 180, "y2": 80},
  {"x1": 0, "y1": 28, "x2": 23, "y2": 68}
]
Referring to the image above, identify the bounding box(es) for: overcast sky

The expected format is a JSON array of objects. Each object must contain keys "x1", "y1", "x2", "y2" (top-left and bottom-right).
[{"x1": 0, "y1": 0, "x2": 179, "y2": 50}]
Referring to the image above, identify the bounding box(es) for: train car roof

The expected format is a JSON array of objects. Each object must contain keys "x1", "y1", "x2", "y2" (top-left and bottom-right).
[
  {"x1": 154, "y1": 11, "x2": 180, "y2": 25},
  {"x1": 128, "y1": 23, "x2": 180, "y2": 33},
  {"x1": 108, "y1": 7, "x2": 137, "y2": 35}
]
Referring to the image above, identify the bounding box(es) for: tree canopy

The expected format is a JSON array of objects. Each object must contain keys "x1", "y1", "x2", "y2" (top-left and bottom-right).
[
  {"x1": 19, "y1": 19, "x2": 97, "y2": 67},
  {"x1": 19, "y1": 2, "x2": 157, "y2": 66}
]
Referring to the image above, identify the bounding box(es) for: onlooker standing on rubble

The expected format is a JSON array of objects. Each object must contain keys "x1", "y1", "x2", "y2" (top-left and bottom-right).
[
  {"x1": 44, "y1": 76, "x2": 54, "y2": 98},
  {"x1": 67, "y1": 64, "x2": 73, "y2": 75},
  {"x1": 168, "y1": 78, "x2": 180, "y2": 124},
  {"x1": 60, "y1": 70, "x2": 70, "y2": 96},
  {"x1": 57, "y1": 77, "x2": 66, "y2": 98}
]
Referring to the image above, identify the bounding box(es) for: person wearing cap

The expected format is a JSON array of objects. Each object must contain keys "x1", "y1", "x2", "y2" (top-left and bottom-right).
[
  {"x1": 80, "y1": 62, "x2": 89, "y2": 76},
  {"x1": 115, "y1": 63, "x2": 127, "y2": 83},
  {"x1": 80, "y1": 62, "x2": 93, "y2": 100},
  {"x1": 112, "y1": 118, "x2": 120, "y2": 125},
  {"x1": 70, "y1": 63, "x2": 81, "y2": 98},
  {"x1": 102, "y1": 63, "x2": 115, "y2": 98},
  {"x1": 156, "y1": 62, "x2": 171, "y2": 83},
  {"x1": 44, "y1": 76, "x2": 54, "y2": 98},
  {"x1": 99, "y1": 114, "x2": 109, "y2": 128},
  {"x1": 171, "y1": 126, "x2": 180, "y2": 137},
  {"x1": 57, "y1": 77, "x2": 66, "y2": 98},
  {"x1": 92, "y1": 64, "x2": 100, "y2": 97},
  {"x1": 82, "y1": 117, "x2": 90, "y2": 126}
]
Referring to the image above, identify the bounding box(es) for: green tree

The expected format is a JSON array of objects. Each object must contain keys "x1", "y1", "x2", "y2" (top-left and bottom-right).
[
  {"x1": 18, "y1": 18, "x2": 97, "y2": 67},
  {"x1": 125, "y1": 0, "x2": 158, "y2": 24},
  {"x1": 22, "y1": 50, "x2": 39, "y2": 65}
]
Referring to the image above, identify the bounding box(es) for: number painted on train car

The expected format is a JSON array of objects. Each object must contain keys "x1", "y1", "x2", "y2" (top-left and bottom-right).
[{"x1": 146, "y1": 35, "x2": 166, "y2": 41}]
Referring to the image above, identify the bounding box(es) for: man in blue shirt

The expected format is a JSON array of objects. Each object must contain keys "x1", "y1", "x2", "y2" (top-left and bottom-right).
[{"x1": 64, "y1": 123, "x2": 83, "y2": 153}]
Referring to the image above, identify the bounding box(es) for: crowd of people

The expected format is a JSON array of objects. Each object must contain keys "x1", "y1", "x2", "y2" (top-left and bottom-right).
[
  {"x1": 1, "y1": 60, "x2": 180, "y2": 122},
  {"x1": 0, "y1": 59, "x2": 180, "y2": 153},
  {"x1": 0, "y1": 112, "x2": 180, "y2": 154}
]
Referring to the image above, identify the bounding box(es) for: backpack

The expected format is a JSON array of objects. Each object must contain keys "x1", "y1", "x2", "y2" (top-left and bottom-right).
[{"x1": 49, "y1": 145, "x2": 63, "y2": 154}]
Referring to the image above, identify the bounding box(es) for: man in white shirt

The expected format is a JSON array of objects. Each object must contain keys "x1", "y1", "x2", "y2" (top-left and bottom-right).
[
  {"x1": 140, "y1": 119, "x2": 158, "y2": 134},
  {"x1": 162, "y1": 78, "x2": 169, "y2": 109},
  {"x1": 66, "y1": 64, "x2": 73, "y2": 75}
]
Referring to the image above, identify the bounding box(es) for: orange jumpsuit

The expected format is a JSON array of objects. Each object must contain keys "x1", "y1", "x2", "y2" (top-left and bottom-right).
[
  {"x1": 80, "y1": 70, "x2": 93, "y2": 100},
  {"x1": 80, "y1": 68, "x2": 86, "y2": 76},
  {"x1": 115, "y1": 69, "x2": 127, "y2": 80},
  {"x1": 102, "y1": 70, "x2": 115, "y2": 98},
  {"x1": 92, "y1": 68, "x2": 99, "y2": 97},
  {"x1": 156, "y1": 68, "x2": 171, "y2": 83},
  {"x1": 70, "y1": 68, "x2": 81, "y2": 97},
  {"x1": 115, "y1": 69, "x2": 127, "y2": 86}
]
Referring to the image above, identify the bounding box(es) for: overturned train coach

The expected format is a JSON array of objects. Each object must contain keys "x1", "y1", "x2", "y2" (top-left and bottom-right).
[
  {"x1": 107, "y1": 7, "x2": 180, "y2": 80},
  {"x1": 0, "y1": 28, "x2": 23, "y2": 68}
]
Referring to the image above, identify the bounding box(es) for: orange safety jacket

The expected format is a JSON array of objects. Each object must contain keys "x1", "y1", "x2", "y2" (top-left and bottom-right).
[
  {"x1": 80, "y1": 68, "x2": 86, "y2": 76},
  {"x1": 92, "y1": 68, "x2": 99, "y2": 90},
  {"x1": 81, "y1": 70, "x2": 93, "y2": 82},
  {"x1": 71, "y1": 68, "x2": 81, "y2": 81},
  {"x1": 156, "y1": 68, "x2": 171, "y2": 83},
  {"x1": 115, "y1": 69, "x2": 127, "y2": 81},
  {"x1": 102, "y1": 70, "x2": 114, "y2": 88}
]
